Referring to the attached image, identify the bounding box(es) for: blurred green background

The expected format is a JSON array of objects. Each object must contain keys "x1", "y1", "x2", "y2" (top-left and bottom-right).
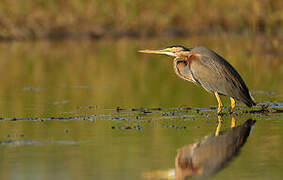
[{"x1": 0, "y1": 0, "x2": 282, "y2": 40}]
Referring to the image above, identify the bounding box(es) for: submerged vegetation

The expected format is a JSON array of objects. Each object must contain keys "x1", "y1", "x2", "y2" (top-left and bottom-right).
[{"x1": 0, "y1": 0, "x2": 282, "y2": 40}]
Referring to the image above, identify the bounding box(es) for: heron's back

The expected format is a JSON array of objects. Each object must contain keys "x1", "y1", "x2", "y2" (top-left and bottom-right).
[{"x1": 190, "y1": 46, "x2": 256, "y2": 107}]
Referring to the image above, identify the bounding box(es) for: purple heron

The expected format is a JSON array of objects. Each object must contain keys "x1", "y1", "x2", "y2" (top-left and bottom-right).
[{"x1": 139, "y1": 46, "x2": 256, "y2": 113}]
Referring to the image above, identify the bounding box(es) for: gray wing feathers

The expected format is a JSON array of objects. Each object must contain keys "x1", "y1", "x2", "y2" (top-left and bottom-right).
[{"x1": 190, "y1": 47, "x2": 256, "y2": 107}]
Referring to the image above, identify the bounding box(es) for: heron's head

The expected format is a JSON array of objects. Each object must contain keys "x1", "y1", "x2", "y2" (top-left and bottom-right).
[{"x1": 139, "y1": 45, "x2": 190, "y2": 58}]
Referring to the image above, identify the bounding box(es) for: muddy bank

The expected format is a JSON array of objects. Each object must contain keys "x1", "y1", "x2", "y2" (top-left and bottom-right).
[{"x1": 0, "y1": 105, "x2": 282, "y2": 122}]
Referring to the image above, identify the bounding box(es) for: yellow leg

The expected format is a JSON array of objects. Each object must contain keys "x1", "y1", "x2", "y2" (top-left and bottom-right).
[
  {"x1": 231, "y1": 115, "x2": 237, "y2": 128},
  {"x1": 215, "y1": 115, "x2": 223, "y2": 136},
  {"x1": 230, "y1": 97, "x2": 236, "y2": 113},
  {"x1": 214, "y1": 92, "x2": 223, "y2": 114}
]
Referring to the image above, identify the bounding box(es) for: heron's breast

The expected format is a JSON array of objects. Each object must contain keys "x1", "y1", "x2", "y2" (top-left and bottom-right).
[
  {"x1": 177, "y1": 62, "x2": 190, "y2": 75},
  {"x1": 175, "y1": 61, "x2": 194, "y2": 82}
]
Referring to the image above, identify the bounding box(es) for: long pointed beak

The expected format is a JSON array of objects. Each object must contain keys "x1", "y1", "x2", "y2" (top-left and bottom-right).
[
  {"x1": 138, "y1": 48, "x2": 176, "y2": 57},
  {"x1": 138, "y1": 49, "x2": 168, "y2": 55}
]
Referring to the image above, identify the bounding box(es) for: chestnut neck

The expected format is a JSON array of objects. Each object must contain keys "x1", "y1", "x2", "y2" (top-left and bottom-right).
[{"x1": 175, "y1": 51, "x2": 191, "y2": 58}]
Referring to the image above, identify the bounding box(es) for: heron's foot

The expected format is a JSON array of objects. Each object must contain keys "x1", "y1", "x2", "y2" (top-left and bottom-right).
[
  {"x1": 215, "y1": 92, "x2": 223, "y2": 115},
  {"x1": 230, "y1": 97, "x2": 236, "y2": 114},
  {"x1": 217, "y1": 105, "x2": 223, "y2": 114}
]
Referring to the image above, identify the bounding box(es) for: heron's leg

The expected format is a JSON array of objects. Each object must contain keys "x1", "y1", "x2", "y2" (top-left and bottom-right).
[
  {"x1": 230, "y1": 97, "x2": 236, "y2": 113},
  {"x1": 214, "y1": 92, "x2": 223, "y2": 114},
  {"x1": 231, "y1": 115, "x2": 237, "y2": 128},
  {"x1": 215, "y1": 115, "x2": 223, "y2": 136}
]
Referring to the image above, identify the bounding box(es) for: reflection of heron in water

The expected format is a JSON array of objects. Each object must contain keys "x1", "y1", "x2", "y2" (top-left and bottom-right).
[
  {"x1": 142, "y1": 116, "x2": 256, "y2": 180},
  {"x1": 175, "y1": 116, "x2": 256, "y2": 179}
]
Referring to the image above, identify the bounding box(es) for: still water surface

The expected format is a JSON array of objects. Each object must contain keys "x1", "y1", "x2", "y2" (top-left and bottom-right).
[{"x1": 0, "y1": 35, "x2": 282, "y2": 180}]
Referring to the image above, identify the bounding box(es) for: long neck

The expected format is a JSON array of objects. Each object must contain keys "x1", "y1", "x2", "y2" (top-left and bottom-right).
[{"x1": 175, "y1": 51, "x2": 191, "y2": 57}]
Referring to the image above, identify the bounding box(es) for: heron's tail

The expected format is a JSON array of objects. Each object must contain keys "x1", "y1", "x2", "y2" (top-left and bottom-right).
[{"x1": 243, "y1": 91, "x2": 256, "y2": 107}]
